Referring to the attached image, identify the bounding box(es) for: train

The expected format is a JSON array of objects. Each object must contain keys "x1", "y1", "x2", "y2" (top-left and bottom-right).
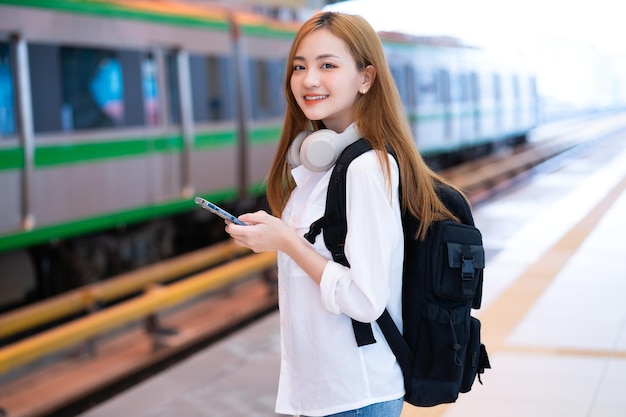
[{"x1": 0, "y1": 0, "x2": 614, "y2": 311}]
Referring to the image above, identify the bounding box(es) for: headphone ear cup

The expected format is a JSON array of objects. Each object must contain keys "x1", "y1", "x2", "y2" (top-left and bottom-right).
[
  {"x1": 287, "y1": 130, "x2": 311, "y2": 168},
  {"x1": 299, "y1": 129, "x2": 342, "y2": 171}
]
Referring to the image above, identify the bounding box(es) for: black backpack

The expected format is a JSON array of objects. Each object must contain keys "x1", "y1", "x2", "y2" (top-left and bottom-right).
[{"x1": 304, "y1": 138, "x2": 491, "y2": 407}]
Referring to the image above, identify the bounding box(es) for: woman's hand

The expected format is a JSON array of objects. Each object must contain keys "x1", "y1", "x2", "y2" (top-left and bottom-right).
[
  {"x1": 225, "y1": 210, "x2": 328, "y2": 285},
  {"x1": 225, "y1": 210, "x2": 293, "y2": 253}
]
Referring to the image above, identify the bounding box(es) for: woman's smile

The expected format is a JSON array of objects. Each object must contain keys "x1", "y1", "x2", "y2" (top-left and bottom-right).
[{"x1": 304, "y1": 94, "x2": 329, "y2": 101}]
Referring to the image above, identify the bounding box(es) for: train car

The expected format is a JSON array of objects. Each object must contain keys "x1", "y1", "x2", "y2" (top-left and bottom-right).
[
  {"x1": 0, "y1": 0, "x2": 297, "y2": 309},
  {"x1": 0, "y1": 0, "x2": 543, "y2": 311},
  {"x1": 381, "y1": 32, "x2": 538, "y2": 167}
]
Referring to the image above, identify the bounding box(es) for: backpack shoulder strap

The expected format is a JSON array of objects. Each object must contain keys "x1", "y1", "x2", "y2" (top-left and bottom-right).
[
  {"x1": 304, "y1": 138, "x2": 372, "y2": 256},
  {"x1": 304, "y1": 138, "x2": 378, "y2": 346}
]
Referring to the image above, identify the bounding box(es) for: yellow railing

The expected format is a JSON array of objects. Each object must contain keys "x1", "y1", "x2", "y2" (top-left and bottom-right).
[
  {"x1": 0, "y1": 241, "x2": 250, "y2": 340},
  {"x1": 0, "y1": 251, "x2": 277, "y2": 375}
]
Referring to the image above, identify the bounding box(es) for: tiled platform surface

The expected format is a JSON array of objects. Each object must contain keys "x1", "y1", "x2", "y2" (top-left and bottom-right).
[{"x1": 80, "y1": 132, "x2": 626, "y2": 417}]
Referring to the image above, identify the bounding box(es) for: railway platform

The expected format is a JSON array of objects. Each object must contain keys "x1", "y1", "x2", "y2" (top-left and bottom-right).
[{"x1": 77, "y1": 129, "x2": 626, "y2": 417}]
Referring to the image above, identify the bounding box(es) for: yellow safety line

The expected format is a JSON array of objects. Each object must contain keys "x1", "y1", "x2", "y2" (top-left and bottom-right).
[
  {"x1": 401, "y1": 175, "x2": 626, "y2": 417},
  {"x1": 480, "y1": 175, "x2": 626, "y2": 352},
  {"x1": 499, "y1": 345, "x2": 626, "y2": 359}
]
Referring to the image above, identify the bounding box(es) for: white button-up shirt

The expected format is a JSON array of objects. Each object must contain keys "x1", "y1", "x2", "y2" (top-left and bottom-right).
[{"x1": 275, "y1": 149, "x2": 405, "y2": 416}]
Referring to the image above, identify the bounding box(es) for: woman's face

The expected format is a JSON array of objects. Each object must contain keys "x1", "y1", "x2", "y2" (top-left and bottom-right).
[{"x1": 290, "y1": 28, "x2": 370, "y2": 133}]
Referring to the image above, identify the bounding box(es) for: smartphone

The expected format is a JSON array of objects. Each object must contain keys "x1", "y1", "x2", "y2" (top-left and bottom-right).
[{"x1": 194, "y1": 197, "x2": 247, "y2": 226}]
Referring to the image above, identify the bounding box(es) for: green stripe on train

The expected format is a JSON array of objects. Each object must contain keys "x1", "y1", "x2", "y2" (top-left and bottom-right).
[
  {"x1": 0, "y1": 187, "x2": 236, "y2": 253},
  {"x1": 249, "y1": 125, "x2": 282, "y2": 144},
  {"x1": 34, "y1": 138, "x2": 165, "y2": 167},
  {"x1": 0, "y1": 176, "x2": 268, "y2": 253},
  {"x1": 0, "y1": 182, "x2": 269, "y2": 253},
  {"x1": 0, "y1": 126, "x2": 281, "y2": 170},
  {"x1": 0, "y1": 147, "x2": 23, "y2": 170}
]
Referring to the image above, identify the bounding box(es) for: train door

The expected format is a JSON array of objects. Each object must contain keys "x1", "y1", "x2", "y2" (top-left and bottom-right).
[
  {"x1": 245, "y1": 56, "x2": 287, "y2": 198},
  {"x1": 239, "y1": 25, "x2": 294, "y2": 204},
  {"x1": 0, "y1": 35, "x2": 20, "y2": 233},
  {"x1": 0, "y1": 34, "x2": 38, "y2": 308}
]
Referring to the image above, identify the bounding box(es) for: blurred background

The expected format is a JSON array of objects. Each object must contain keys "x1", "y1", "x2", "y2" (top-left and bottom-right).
[
  {"x1": 2, "y1": 0, "x2": 625, "y2": 314},
  {"x1": 1, "y1": 2, "x2": 625, "y2": 416},
  {"x1": 323, "y1": 0, "x2": 626, "y2": 118}
]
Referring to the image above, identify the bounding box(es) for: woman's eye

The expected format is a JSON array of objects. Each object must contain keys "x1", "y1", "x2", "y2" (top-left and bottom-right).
[
  {"x1": 321, "y1": 63, "x2": 335, "y2": 69},
  {"x1": 293, "y1": 64, "x2": 305, "y2": 71}
]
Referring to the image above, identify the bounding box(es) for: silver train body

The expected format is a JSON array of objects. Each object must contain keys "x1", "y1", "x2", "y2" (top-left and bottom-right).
[{"x1": 0, "y1": 0, "x2": 560, "y2": 308}]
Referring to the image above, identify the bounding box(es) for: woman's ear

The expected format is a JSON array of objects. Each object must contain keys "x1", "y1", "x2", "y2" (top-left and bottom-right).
[{"x1": 361, "y1": 65, "x2": 376, "y2": 93}]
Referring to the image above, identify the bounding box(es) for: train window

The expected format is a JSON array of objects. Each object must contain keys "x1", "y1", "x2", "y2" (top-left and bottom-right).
[
  {"x1": 404, "y1": 65, "x2": 416, "y2": 108},
  {"x1": 390, "y1": 65, "x2": 416, "y2": 108},
  {"x1": 480, "y1": 73, "x2": 492, "y2": 102},
  {"x1": 29, "y1": 44, "x2": 63, "y2": 132},
  {"x1": 90, "y1": 56, "x2": 124, "y2": 122},
  {"x1": 270, "y1": 59, "x2": 286, "y2": 116},
  {"x1": 417, "y1": 71, "x2": 437, "y2": 105},
  {"x1": 528, "y1": 76, "x2": 538, "y2": 100},
  {"x1": 29, "y1": 44, "x2": 152, "y2": 133},
  {"x1": 248, "y1": 58, "x2": 285, "y2": 120},
  {"x1": 470, "y1": 72, "x2": 480, "y2": 103},
  {"x1": 512, "y1": 75, "x2": 520, "y2": 100},
  {"x1": 141, "y1": 54, "x2": 160, "y2": 126},
  {"x1": 437, "y1": 69, "x2": 451, "y2": 104},
  {"x1": 0, "y1": 42, "x2": 16, "y2": 137},
  {"x1": 390, "y1": 65, "x2": 407, "y2": 106},
  {"x1": 60, "y1": 47, "x2": 125, "y2": 130},
  {"x1": 189, "y1": 54, "x2": 234, "y2": 123},
  {"x1": 166, "y1": 52, "x2": 181, "y2": 125},
  {"x1": 457, "y1": 73, "x2": 470, "y2": 103},
  {"x1": 255, "y1": 60, "x2": 271, "y2": 114},
  {"x1": 493, "y1": 74, "x2": 502, "y2": 102}
]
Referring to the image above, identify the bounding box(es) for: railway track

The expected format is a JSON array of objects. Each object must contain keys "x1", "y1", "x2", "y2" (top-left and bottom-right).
[
  {"x1": 446, "y1": 113, "x2": 626, "y2": 204},
  {"x1": 1, "y1": 113, "x2": 625, "y2": 417}
]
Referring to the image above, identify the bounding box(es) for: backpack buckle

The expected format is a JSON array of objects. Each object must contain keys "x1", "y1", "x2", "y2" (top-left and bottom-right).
[
  {"x1": 461, "y1": 244, "x2": 475, "y2": 280},
  {"x1": 461, "y1": 245, "x2": 475, "y2": 296},
  {"x1": 462, "y1": 256, "x2": 474, "y2": 280},
  {"x1": 304, "y1": 217, "x2": 325, "y2": 243}
]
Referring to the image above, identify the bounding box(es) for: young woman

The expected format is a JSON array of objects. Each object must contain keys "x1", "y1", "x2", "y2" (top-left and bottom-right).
[{"x1": 225, "y1": 11, "x2": 458, "y2": 417}]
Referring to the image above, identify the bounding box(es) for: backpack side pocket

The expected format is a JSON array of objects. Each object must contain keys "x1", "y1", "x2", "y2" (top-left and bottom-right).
[
  {"x1": 408, "y1": 301, "x2": 471, "y2": 406},
  {"x1": 460, "y1": 317, "x2": 482, "y2": 393}
]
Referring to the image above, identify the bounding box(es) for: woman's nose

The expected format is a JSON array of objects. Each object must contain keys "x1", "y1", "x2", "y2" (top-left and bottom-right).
[{"x1": 302, "y1": 69, "x2": 320, "y2": 88}]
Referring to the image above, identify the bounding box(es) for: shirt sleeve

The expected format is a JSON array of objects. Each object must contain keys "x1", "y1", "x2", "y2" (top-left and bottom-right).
[{"x1": 319, "y1": 151, "x2": 402, "y2": 322}]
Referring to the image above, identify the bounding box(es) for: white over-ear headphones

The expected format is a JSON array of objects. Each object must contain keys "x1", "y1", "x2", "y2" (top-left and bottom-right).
[{"x1": 286, "y1": 123, "x2": 362, "y2": 171}]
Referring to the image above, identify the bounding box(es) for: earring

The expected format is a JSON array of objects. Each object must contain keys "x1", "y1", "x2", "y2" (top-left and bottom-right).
[{"x1": 360, "y1": 89, "x2": 366, "y2": 94}]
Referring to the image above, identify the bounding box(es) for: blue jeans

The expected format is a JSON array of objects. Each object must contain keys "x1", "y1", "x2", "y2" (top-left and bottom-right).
[{"x1": 302, "y1": 398, "x2": 404, "y2": 417}]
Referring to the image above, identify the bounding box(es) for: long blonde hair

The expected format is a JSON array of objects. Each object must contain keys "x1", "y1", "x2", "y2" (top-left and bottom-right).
[{"x1": 266, "y1": 11, "x2": 461, "y2": 239}]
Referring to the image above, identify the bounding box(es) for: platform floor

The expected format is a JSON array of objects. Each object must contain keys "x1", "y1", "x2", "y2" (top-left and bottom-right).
[{"x1": 79, "y1": 133, "x2": 626, "y2": 417}]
